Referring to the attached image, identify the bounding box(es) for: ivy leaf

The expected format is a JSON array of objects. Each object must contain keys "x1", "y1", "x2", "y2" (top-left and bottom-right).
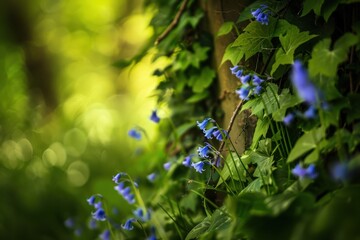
[
  {"x1": 322, "y1": 0, "x2": 341, "y2": 21},
  {"x1": 272, "y1": 89, "x2": 302, "y2": 122},
  {"x1": 271, "y1": 23, "x2": 317, "y2": 75},
  {"x1": 232, "y1": 20, "x2": 276, "y2": 60},
  {"x1": 287, "y1": 128, "x2": 325, "y2": 163},
  {"x1": 173, "y1": 43, "x2": 209, "y2": 71},
  {"x1": 217, "y1": 22, "x2": 234, "y2": 37},
  {"x1": 186, "y1": 91, "x2": 209, "y2": 103},
  {"x1": 301, "y1": 0, "x2": 325, "y2": 16},
  {"x1": 308, "y1": 33, "x2": 358, "y2": 78},
  {"x1": 221, "y1": 44, "x2": 244, "y2": 66},
  {"x1": 188, "y1": 67, "x2": 215, "y2": 93}
]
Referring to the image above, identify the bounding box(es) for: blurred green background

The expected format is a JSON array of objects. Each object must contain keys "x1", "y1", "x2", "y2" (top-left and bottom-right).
[{"x1": 0, "y1": 0, "x2": 165, "y2": 238}]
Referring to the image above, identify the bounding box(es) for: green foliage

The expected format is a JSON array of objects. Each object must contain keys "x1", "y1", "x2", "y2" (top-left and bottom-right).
[
  {"x1": 41, "y1": 0, "x2": 360, "y2": 239},
  {"x1": 271, "y1": 20, "x2": 317, "y2": 75},
  {"x1": 308, "y1": 33, "x2": 358, "y2": 78}
]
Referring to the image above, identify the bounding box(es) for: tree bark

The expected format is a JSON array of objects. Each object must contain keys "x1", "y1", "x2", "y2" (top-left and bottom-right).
[{"x1": 202, "y1": 0, "x2": 256, "y2": 156}]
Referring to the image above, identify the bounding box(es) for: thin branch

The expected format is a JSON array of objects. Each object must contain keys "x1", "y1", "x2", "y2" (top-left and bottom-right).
[
  {"x1": 218, "y1": 99, "x2": 244, "y2": 154},
  {"x1": 154, "y1": 0, "x2": 189, "y2": 45}
]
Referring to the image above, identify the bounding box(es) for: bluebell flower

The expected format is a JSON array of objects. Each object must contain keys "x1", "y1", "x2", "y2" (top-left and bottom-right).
[
  {"x1": 252, "y1": 75, "x2": 264, "y2": 85},
  {"x1": 251, "y1": 5, "x2": 270, "y2": 25},
  {"x1": 192, "y1": 161, "x2": 206, "y2": 173},
  {"x1": 150, "y1": 110, "x2": 160, "y2": 123},
  {"x1": 64, "y1": 218, "x2": 75, "y2": 228},
  {"x1": 331, "y1": 162, "x2": 348, "y2": 181},
  {"x1": 213, "y1": 155, "x2": 222, "y2": 168},
  {"x1": 291, "y1": 60, "x2": 319, "y2": 106},
  {"x1": 292, "y1": 163, "x2": 318, "y2": 180},
  {"x1": 253, "y1": 85, "x2": 262, "y2": 95},
  {"x1": 92, "y1": 207, "x2": 106, "y2": 221},
  {"x1": 197, "y1": 118, "x2": 212, "y2": 131},
  {"x1": 240, "y1": 74, "x2": 251, "y2": 84},
  {"x1": 230, "y1": 65, "x2": 240, "y2": 74},
  {"x1": 163, "y1": 162, "x2": 172, "y2": 171},
  {"x1": 94, "y1": 201, "x2": 102, "y2": 209},
  {"x1": 197, "y1": 143, "x2": 211, "y2": 158},
  {"x1": 114, "y1": 182, "x2": 125, "y2": 194},
  {"x1": 87, "y1": 195, "x2": 96, "y2": 206},
  {"x1": 99, "y1": 229, "x2": 111, "y2": 240},
  {"x1": 182, "y1": 155, "x2": 193, "y2": 167},
  {"x1": 304, "y1": 105, "x2": 317, "y2": 119},
  {"x1": 112, "y1": 172, "x2": 126, "y2": 184},
  {"x1": 147, "y1": 234, "x2": 157, "y2": 240},
  {"x1": 204, "y1": 126, "x2": 217, "y2": 139},
  {"x1": 120, "y1": 187, "x2": 131, "y2": 196},
  {"x1": 283, "y1": 113, "x2": 295, "y2": 126},
  {"x1": 124, "y1": 193, "x2": 135, "y2": 204},
  {"x1": 88, "y1": 218, "x2": 97, "y2": 229},
  {"x1": 74, "y1": 228, "x2": 82, "y2": 236},
  {"x1": 235, "y1": 86, "x2": 250, "y2": 100},
  {"x1": 128, "y1": 128, "x2": 141, "y2": 140},
  {"x1": 133, "y1": 207, "x2": 151, "y2": 222},
  {"x1": 235, "y1": 70, "x2": 243, "y2": 79},
  {"x1": 147, "y1": 172, "x2": 157, "y2": 182},
  {"x1": 212, "y1": 129, "x2": 228, "y2": 141},
  {"x1": 122, "y1": 218, "x2": 135, "y2": 230},
  {"x1": 147, "y1": 226, "x2": 157, "y2": 240}
]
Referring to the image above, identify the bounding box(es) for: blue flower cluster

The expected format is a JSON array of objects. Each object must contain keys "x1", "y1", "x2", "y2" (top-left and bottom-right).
[
  {"x1": 292, "y1": 163, "x2": 317, "y2": 180},
  {"x1": 284, "y1": 60, "x2": 327, "y2": 125},
  {"x1": 196, "y1": 118, "x2": 228, "y2": 141},
  {"x1": 87, "y1": 195, "x2": 107, "y2": 221},
  {"x1": 186, "y1": 118, "x2": 228, "y2": 173},
  {"x1": 114, "y1": 180, "x2": 136, "y2": 204},
  {"x1": 251, "y1": 5, "x2": 270, "y2": 25},
  {"x1": 230, "y1": 66, "x2": 265, "y2": 100}
]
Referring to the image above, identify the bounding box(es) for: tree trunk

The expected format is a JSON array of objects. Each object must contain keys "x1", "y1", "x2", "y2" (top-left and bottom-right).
[{"x1": 202, "y1": 0, "x2": 256, "y2": 155}]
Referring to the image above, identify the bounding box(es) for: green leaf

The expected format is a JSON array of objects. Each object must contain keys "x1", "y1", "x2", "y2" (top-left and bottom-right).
[
  {"x1": 241, "y1": 178, "x2": 264, "y2": 194},
  {"x1": 287, "y1": 128, "x2": 325, "y2": 163},
  {"x1": 173, "y1": 43, "x2": 209, "y2": 71},
  {"x1": 250, "y1": 117, "x2": 270, "y2": 149},
  {"x1": 321, "y1": 0, "x2": 341, "y2": 21},
  {"x1": 221, "y1": 44, "x2": 243, "y2": 66},
  {"x1": 302, "y1": 0, "x2": 325, "y2": 16},
  {"x1": 271, "y1": 22, "x2": 317, "y2": 75},
  {"x1": 272, "y1": 89, "x2": 302, "y2": 122},
  {"x1": 261, "y1": 83, "x2": 280, "y2": 116},
  {"x1": 185, "y1": 209, "x2": 231, "y2": 240},
  {"x1": 241, "y1": 97, "x2": 263, "y2": 118},
  {"x1": 175, "y1": 122, "x2": 196, "y2": 138},
  {"x1": 188, "y1": 67, "x2": 216, "y2": 93},
  {"x1": 232, "y1": 20, "x2": 276, "y2": 60},
  {"x1": 185, "y1": 216, "x2": 211, "y2": 240},
  {"x1": 217, "y1": 152, "x2": 250, "y2": 186},
  {"x1": 186, "y1": 91, "x2": 209, "y2": 103},
  {"x1": 308, "y1": 33, "x2": 359, "y2": 78},
  {"x1": 304, "y1": 149, "x2": 320, "y2": 164},
  {"x1": 217, "y1": 22, "x2": 234, "y2": 37},
  {"x1": 207, "y1": 208, "x2": 232, "y2": 232}
]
